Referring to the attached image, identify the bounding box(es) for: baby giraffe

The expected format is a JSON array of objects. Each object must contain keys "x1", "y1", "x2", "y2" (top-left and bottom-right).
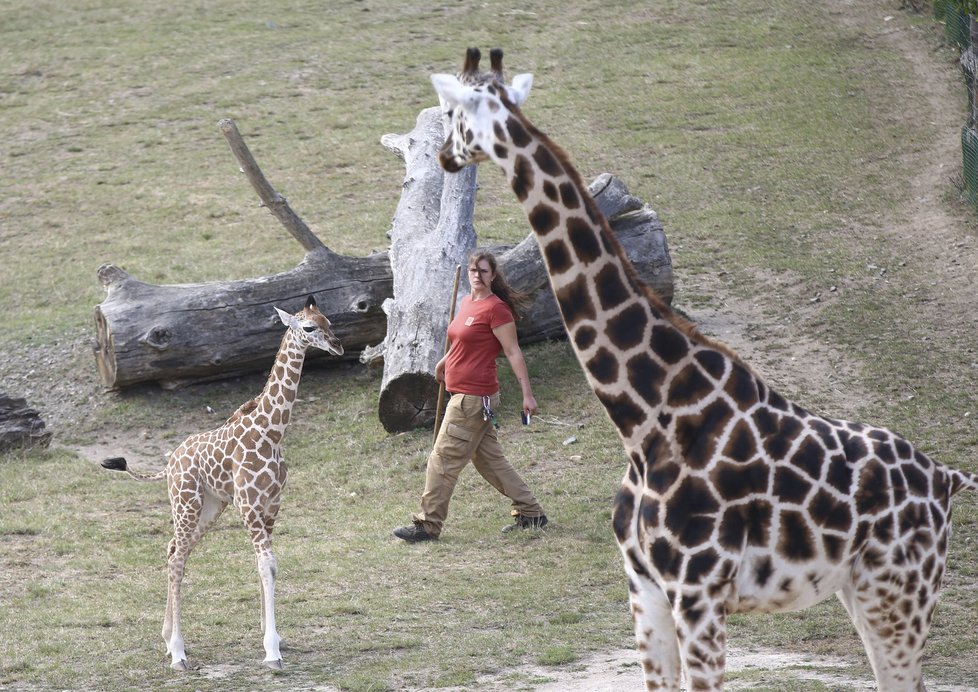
[{"x1": 101, "y1": 296, "x2": 342, "y2": 670}]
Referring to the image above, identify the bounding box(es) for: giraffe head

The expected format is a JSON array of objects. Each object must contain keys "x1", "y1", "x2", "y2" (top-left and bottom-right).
[
  {"x1": 431, "y1": 47, "x2": 533, "y2": 173},
  {"x1": 274, "y1": 296, "x2": 344, "y2": 356}
]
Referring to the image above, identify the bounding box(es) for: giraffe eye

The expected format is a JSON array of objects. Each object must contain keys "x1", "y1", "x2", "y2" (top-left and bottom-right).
[{"x1": 302, "y1": 325, "x2": 316, "y2": 333}]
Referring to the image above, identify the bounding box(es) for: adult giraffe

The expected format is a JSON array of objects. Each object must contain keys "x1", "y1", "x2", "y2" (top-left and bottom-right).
[
  {"x1": 101, "y1": 296, "x2": 343, "y2": 671},
  {"x1": 430, "y1": 47, "x2": 978, "y2": 691}
]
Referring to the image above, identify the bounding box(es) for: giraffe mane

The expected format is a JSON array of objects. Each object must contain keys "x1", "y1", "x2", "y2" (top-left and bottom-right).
[{"x1": 495, "y1": 87, "x2": 753, "y2": 373}]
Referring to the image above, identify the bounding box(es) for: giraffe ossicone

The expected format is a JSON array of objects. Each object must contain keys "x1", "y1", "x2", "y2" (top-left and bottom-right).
[
  {"x1": 432, "y1": 47, "x2": 978, "y2": 691},
  {"x1": 101, "y1": 295, "x2": 342, "y2": 671}
]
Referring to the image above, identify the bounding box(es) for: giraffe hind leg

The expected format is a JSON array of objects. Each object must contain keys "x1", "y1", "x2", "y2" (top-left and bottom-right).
[
  {"x1": 161, "y1": 490, "x2": 226, "y2": 670},
  {"x1": 837, "y1": 565, "x2": 937, "y2": 691},
  {"x1": 163, "y1": 531, "x2": 192, "y2": 670}
]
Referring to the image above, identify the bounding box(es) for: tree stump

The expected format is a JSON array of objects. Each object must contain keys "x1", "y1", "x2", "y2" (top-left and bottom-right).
[{"x1": 373, "y1": 107, "x2": 479, "y2": 432}]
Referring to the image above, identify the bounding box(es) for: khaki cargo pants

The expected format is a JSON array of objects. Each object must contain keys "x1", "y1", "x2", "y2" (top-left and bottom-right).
[{"x1": 412, "y1": 392, "x2": 545, "y2": 537}]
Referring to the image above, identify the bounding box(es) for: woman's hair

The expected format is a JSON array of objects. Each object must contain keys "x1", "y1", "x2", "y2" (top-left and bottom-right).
[{"x1": 469, "y1": 250, "x2": 532, "y2": 321}]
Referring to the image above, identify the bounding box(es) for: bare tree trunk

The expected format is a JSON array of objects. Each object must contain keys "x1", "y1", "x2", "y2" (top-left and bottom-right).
[{"x1": 373, "y1": 107, "x2": 478, "y2": 432}]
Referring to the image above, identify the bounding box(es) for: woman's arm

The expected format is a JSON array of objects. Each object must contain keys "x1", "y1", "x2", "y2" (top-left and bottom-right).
[
  {"x1": 493, "y1": 321, "x2": 537, "y2": 416},
  {"x1": 435, "y1": 343, "x2": 452, "y2": 382}
]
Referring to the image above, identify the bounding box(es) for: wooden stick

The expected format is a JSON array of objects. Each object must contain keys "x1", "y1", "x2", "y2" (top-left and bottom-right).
[{"x1": 432, "y1": 265, "x2": 462, "y2": 444}]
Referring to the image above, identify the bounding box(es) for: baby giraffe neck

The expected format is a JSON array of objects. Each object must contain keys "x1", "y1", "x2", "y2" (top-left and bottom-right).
[{"x1": 256, "y1": 332, "x2": 306, "y2": 438}]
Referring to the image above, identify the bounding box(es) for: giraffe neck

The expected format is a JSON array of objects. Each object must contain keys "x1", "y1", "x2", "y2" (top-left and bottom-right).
[
  {"x1": 494, "y1": 111, "x2": 740, "y2": 445},
  {"x1": 254, "y1": 330, "x2": 307, "y2": 443},
  {"x1": 495, "y1": 112, "x2": 653, "y2": 312}
]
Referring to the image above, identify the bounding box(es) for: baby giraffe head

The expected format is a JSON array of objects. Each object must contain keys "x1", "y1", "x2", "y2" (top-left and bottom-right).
[
  {"x1": 431, "y1": 47, "x2": 534, "y2": 173},
  {"x1": 274, "y1": 295, "x2": 344, "y2": 356}
]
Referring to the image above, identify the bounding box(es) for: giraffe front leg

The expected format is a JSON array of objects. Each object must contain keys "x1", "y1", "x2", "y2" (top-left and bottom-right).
[
  {"x1": 674, "y1": 590, "x2": 727, "y2": 692},
  {"x1": 256, "y1": 550, "x2": 283, "y2": 668},
  {"x1": 626, "y1": 572, "x2": 682, "y2": 690},
  {"x1": 243, "y1": 504, "x2": 283, "y2": 669}
]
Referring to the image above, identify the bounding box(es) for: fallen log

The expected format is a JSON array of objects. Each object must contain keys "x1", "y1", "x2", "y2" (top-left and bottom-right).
[
  {"x1": 93, "y1": 257, "x2": 390, "y2": 389},
  {"x1": 93, "y1": 119, "x2": 673, "y2": 403},
  {"x1": 93, "y1": 119, "x2": 392, "y2": 389},
  {"x1": 0, "y1": 394, "x2": 52, "y2": 452}
]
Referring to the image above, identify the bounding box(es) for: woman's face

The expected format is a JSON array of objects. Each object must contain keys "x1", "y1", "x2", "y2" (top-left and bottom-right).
[{"x1": 468, "y1": 260, "x2": 494, "y2": 291}]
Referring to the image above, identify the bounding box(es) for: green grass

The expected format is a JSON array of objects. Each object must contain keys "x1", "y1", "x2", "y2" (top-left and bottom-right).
[{"x1": 2, "y1": 0, "x2": 978, "y2": 689}]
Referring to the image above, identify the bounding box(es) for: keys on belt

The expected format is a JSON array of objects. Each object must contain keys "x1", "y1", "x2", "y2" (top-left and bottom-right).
[{"x1": 481, "y1": 395, "x2": 499, "y2": 429}]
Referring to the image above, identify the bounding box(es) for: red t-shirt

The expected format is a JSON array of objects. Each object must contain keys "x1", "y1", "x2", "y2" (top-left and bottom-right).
[{"x1": 444, "y1": 294, "x2": 514, "y2": 395}]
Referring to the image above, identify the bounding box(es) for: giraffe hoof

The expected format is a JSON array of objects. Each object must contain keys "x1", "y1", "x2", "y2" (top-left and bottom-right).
[
  {"x1": 265, "y1": 658, "x2": 284, "y2": 670},
  {"x1": 171, "y1": 659, "x2": 189, "y2": 672}
]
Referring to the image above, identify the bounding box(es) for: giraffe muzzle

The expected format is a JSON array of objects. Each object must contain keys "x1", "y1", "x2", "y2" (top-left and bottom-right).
[{"x1": 438, "y1": 150, "x2": 465, "y2": 173}]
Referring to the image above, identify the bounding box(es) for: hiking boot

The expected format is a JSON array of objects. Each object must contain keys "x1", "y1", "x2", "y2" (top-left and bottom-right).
[
  {"x1": 502, "y1": 514, "x2": 548, "y2": 533},
  {"x1": 394, "y1": 522, "x2": 436, "y2": 543}
]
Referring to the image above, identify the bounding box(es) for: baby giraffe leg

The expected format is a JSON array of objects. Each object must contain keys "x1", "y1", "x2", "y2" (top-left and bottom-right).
[
  {"x1": 257, "y1": 550, "x2": 282, "y2": 668},
  {"x1": 162, "y1": 490, "x2": 227, "y2": 670},
  {"x1": 242, "y1": 506, "x2": 283, "y2": 668},
  {"x1": 161, "y1": 537, "x2": 180, "y2": 666},
  {"x1": 163, "y1": 536, "x2": 191, "y2": 670},
  {"x1": 162, "y1": 488, "x2": 209, "y2": 670}
]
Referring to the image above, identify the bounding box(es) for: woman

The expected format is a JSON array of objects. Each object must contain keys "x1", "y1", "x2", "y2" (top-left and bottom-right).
[{"x1": 393, "y1": 251, "x2": 548, "y2": 542}]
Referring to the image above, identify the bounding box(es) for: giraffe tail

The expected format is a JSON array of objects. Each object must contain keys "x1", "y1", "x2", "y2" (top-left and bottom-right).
[
  {"x1": 948, "y1": 467, "x2": 978, "y2": 497},
  {"x1": 101, "y1": 456, "x2": 166, "y2": 482}
]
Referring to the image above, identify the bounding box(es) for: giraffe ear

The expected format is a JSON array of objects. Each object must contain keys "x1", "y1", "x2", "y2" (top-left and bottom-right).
[
  {"x1": 274, "y1": 307, "x2": 299, "y2": 329},
  {"x1": 508, "y1": 73, "x2": 533, "y2": 106},
  {"x1": 431, "y1": 73, "x2": 475, "y2": 109}
]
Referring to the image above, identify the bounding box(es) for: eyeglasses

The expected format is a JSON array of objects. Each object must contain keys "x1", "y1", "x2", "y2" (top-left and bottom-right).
[{"x1": 468, "y1": 267, "x2": 492, "y2": 275}]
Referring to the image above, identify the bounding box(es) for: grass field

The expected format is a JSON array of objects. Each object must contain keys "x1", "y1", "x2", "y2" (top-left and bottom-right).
[{"x1": 2, "y1": 0, "x2": 978, "y2": 690}]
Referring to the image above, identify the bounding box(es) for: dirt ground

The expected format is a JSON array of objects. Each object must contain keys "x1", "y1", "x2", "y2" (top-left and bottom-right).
[{"x1": 9, "y1": 2, "x2": 977, "y2": 691}]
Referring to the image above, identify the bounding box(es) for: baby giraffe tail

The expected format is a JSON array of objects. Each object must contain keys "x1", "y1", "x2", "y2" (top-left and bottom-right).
[{"x1": 101, "y1": 456, "x2": 166, "y2": 482}]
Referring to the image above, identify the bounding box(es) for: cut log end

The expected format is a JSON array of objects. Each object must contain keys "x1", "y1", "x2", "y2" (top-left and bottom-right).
[
  {"x1": 93, "y1": 306, "x2": 117, "y2": 388},
  {"x1": 378, "y1": 372, "x2": 440, "y2": 433}
]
